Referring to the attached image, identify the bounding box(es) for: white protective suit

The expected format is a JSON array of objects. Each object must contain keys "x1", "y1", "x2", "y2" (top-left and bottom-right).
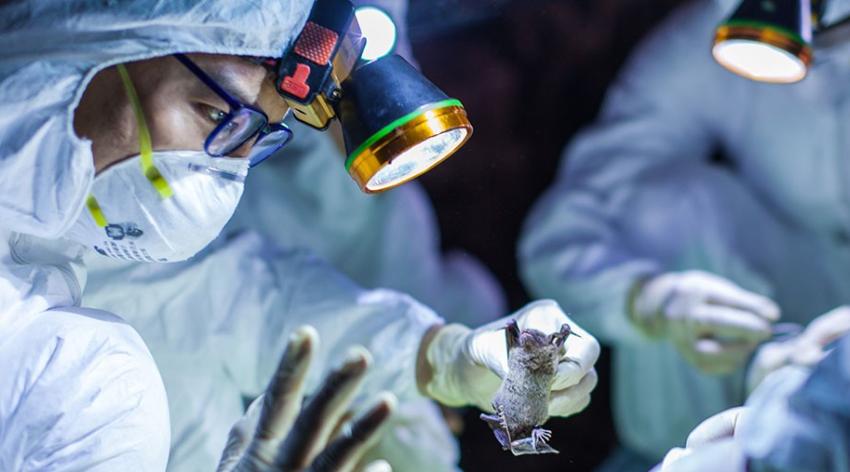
[
  {"x1": 227, "y1": 119, "x2": 506, "y2": 327},
  {"x1": 739, "y1": 335, "x2": 850, "y2": 471},
  {"x1": 519, "y1": 0, "x2": 850, "y2": 465},
  {"x1": 0, "y1": 0, "x2": 311, "y2": 468},
  {"x1": 83, "y1": 231, "x2": 460, "y2": 472},
  {"x1": 0, "y1": 232, "x2": 170, "y2": 470},
  {"x1": 654, "y1": 335, "x2": 850, "y2": 471}
]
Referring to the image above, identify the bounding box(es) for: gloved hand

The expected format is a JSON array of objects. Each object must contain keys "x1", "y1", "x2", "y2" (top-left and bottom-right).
[
  {"x1": 747, "y1": 305, "x2": 850, "y2": 392},
  {"x1": 630, "y1": 271, "x2": 780, "y2": 374},
  {"x1": 656, "y1": 439, "x2": 747, "y2": 472},
  {"x1": 655, "y1": 407, "x2": 749, "y2": 472},
  {"x1": 420, "y1": 299, "x2": 600, "y2": 417},
  {"x1": 685, "y1": 406, "x2": 747, "y2": 447},
  {"x1": 218, "y1": 326, "x2": 396, "y2": 472}
]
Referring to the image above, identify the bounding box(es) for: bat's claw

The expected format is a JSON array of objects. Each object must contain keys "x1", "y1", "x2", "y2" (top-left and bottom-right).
[
  {"x1": 498, "y1": 405, "x2": 509, "y2": 431},
  {"x1": 551, "y1": 323, "x2": 579, "y2": 348}
]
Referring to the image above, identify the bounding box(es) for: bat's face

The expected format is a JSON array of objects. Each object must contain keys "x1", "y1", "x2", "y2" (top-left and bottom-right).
[{"x1": 505, "y1": 320, "x2": 572, "y2": 372}]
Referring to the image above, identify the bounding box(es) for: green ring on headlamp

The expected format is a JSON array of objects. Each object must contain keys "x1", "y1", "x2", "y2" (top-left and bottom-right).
[{"x1": 721, "y1": 19, "x2": 807, "y2": 46}]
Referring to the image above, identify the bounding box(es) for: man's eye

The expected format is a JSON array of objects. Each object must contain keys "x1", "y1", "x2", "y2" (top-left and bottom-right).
[{"x1": 205, "y1": 106, "x2": 228, "y2": 124}]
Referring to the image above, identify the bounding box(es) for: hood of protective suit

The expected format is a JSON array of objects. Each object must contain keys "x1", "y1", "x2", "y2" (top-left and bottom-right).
[{"x1": 0, "y1": 0, "x2": 313, "y2": 240}]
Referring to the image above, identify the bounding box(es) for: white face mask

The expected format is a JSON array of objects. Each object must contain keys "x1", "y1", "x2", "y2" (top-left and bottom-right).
[{"x1": 63, "y1": 150, "x2": 248, "y2": 263}]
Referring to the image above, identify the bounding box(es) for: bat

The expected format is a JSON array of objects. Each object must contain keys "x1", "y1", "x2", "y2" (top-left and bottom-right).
[{"x1": 480, "y1": 320, "x2": 576, "y2": 456}]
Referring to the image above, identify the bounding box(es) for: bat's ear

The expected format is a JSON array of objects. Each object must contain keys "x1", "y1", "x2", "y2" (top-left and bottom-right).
[
  {"x1": 550, "y1": 323, "x2": 572, "y2": 348},
  {"x1": 505, "y1": 319, "x2": 521, "y2": 349}
]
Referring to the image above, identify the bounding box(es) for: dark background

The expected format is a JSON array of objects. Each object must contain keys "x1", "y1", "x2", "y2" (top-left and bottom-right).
[{"x1": 407, "y1": 1, "x2": 687, "y2": 470}]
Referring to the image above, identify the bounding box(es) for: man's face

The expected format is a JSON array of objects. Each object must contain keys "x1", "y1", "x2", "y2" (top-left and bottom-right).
[{"x1": 74, "y1": 53, "x2": 289, "y2": 174}]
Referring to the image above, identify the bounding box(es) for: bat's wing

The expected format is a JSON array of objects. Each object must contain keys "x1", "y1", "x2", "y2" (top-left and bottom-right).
[
  {"x1": 505, "y1": 319, "x2": 521, "y2": 351},
  {"x1": 493, "y1": 427, "x2": 511, "y2": 450},
  {"x1": 480, "y1": 413, "x2": 511, "y2": 450},
  {"x1": 510, "y1": 440, "x2": 560, "y2": 456}
]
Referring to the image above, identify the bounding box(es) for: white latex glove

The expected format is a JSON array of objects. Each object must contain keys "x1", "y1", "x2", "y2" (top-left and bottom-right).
[
  {"x1": 218, "y1": 326, "x2": 395, "y2": 472},
  {"x1": 685, "y1": 406, "x2": 747, "y2": 448},
  {"x1": 421, "y1": 299, "x2": 600, "y2": 417},
  {"x1": 655, "y1": 407, "x2": 749, "y2": 472},
  {"x1": 747, "y1": 305, "x2": 850, "y2": 392},
  {"x1": 656, "y1": 439, "x2": 747, "y2": 472},
  {"x1": 631, "y1": 271, "x2": 780, "y2": 374}
]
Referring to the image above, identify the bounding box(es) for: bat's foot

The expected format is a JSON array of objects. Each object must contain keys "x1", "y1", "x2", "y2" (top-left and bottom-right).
[
  {"x1": 507, "y1": 428, "x2": 559, "y2": 456},
  {"x1": 532, "y1": 428, "x2": 552, "y2": 448}
]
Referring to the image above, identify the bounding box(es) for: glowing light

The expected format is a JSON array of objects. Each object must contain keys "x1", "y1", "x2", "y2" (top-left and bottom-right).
[
  {"x1": 366, "y1": 128, "x2": 468, "y2": 191},
  {"x1": 713, "y1": 39, "x2": 807, "y2": 83},
  {"x1": 356, "y1": 6, "x2": 397, "y2": 61}
]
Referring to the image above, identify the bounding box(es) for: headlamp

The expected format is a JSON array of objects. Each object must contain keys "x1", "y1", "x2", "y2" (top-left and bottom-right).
[
  {"x1": 712, "y1": 0, "x2": 814, "y2": 83},
  {"x1": 274, "y1": 0, "x2": 472, "y2": 193}
]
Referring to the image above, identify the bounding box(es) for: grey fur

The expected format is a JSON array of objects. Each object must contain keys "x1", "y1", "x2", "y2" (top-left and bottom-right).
[{"x1": 480, "y1": 320, "x2": 573, "y2": 456}]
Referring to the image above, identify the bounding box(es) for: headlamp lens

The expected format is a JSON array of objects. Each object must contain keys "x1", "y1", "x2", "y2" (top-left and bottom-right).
[
  {"x1": 713, "y1": 39, "x2": 808, "y2": 83},
  {"x1": 366, "y1": 127, "x2": 468, "y2": 191}
]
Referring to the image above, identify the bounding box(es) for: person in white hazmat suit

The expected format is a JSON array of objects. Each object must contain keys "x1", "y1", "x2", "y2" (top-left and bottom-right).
[
  {"x1": 0, "y1": 1, "x2": 600, "y2": 470},
  {"x1": 519, "y1": 0, "x2": 850, "y2": 469},
  {"x1": 76, "y1": 0, "x2": 502, "y2": 468},
  {"x1": 0, "y1": 1, "x2": 323, "y2": 469},
  {"x1": 655, "y1": 310, "x2": 850, "y2": 472}
]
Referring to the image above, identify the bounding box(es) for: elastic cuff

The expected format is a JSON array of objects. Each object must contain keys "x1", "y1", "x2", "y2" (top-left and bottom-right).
[
  {"x1": 627, "y1": 275, "x2": 666, "y2": 339},
  {"x1": 416, "y1": 323, "x2": 445, "y2": 396},
  {"x1": 420, "y1": 324, "x2": 475, "y2": 407}
]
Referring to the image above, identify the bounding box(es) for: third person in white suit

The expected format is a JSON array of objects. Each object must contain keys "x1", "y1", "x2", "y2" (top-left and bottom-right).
[{"x1": 519, "y1": 0, "x2": 850, "y2": 469}]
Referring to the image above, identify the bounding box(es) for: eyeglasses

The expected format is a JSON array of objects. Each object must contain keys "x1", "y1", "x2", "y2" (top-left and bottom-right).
[{"x1": 174, "y1": 53, "x2": 293, "y2": 167}]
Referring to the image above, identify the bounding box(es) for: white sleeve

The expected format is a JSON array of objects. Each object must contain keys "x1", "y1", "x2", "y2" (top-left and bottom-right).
[
  {"x1": 518, "y1": 0, "x2": 753, "y2": 344},
  {"x1": 0, "y1": 307, "x2": 170, "y2": 471},
  {"x1": 740, "y1": 336, "x2": 850, "y2": 472},
  {"x1": 211, "y1": 232, "x2": 444, "y2": 405}
]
